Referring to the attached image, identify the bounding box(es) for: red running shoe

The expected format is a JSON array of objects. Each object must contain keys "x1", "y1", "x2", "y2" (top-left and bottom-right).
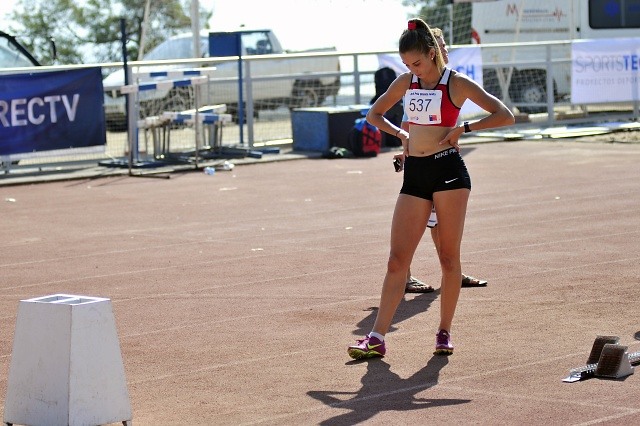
[
  {"x1": 434, "y1": 329, "x2": 454, "y2": 355},
  {"x1": 348, "y1": 334, "x2": 386, "y2": 360}
]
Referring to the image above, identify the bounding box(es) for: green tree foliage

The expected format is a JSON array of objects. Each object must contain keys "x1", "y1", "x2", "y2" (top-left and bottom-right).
[
  {"x1": 407, "y1": 0, "x2": 472, "y2": 45},
  {"x1": 8, "y1": 0, "x2": 211, "y2": 64},
  {"x1": 8, "y1": 0, "x2": 82, "y2": 64}
]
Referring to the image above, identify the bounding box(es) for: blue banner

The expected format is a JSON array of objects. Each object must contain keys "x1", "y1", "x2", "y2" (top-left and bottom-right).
[{"x1": 0, "y1": 67, "x2": 106, "y2": 157}]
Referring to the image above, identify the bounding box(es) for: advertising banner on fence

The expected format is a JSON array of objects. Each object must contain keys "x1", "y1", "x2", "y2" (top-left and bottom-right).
[
  {"x1": 0, "y1": 67, "x2": 106, "y2": 158},
  {"x1": 572, "y1": 38, "x2": 640, "y2": 104},
  {"x1": 378, "y1": 46, "x2": 484, "y2": 117}
]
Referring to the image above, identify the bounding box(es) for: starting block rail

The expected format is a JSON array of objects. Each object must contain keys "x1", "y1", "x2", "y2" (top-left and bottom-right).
[{"x1": 562, "y1": 335, "x2": 640, "y2": 382}]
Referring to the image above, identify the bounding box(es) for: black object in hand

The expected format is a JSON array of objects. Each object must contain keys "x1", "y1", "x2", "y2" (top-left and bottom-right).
[{"x1": 393, "y1": 158, "x2": 402, "y2": 172}]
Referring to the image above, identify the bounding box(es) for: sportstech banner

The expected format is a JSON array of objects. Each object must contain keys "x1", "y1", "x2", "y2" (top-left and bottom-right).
[
  {"x1": 572, "y1": 38, "x2": 640, "y2": 104},
  {"x1": 0, "y1": 67, "x2": 106, "y2": 158},
  {"x1": 378, "y1": 46, "x2": 483, "y2": 117}
]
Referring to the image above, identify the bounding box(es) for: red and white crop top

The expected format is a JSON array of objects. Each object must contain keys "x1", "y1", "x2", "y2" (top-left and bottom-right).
[{"x1": 403, "y1": 67, "x2": 461, "y2": 127}]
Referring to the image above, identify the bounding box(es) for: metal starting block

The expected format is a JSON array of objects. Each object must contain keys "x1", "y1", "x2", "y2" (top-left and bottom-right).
[
  {"x1": 587, "y1": 335, "x2": 620, "y2": 364},
  {"x1": 563, "y1": 335, "x2": 640, "y2": 382},
  {"x1": 595, "y1": 343, "x2": 636, "y2": 379}
]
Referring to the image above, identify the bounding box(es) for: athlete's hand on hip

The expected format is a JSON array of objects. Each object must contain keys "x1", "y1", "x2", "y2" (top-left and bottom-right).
[
  {"x1": 397, "y1": 130, "x2": 410, "y2": 158},
  {"x1": 439, "y1": 125, "x2": 464, "y2": 152}
]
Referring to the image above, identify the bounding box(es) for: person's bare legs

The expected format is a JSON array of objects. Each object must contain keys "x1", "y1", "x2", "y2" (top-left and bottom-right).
[
  {"x1": 431, "y1": 225, "x2": 440, "y2": 254},
  {"x1": 430, "y1": 223, "x2": 448, "y2": 290},
  {"x1": 411, "y1": 215, "x2": 485, "y2": 287},
  {"x1": 432, "y1": 188, "x2": 469, "y2": 333},
  {"x1": 406, "y1": 220, "x2": 442, "y2": 285},
  {"x1": 372, "y1": 194, "x2": 430, "y2": 335}
]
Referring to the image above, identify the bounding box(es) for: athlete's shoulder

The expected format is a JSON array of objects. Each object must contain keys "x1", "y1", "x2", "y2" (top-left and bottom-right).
[
  {"x1": 447, "y1": 67, "x2": 465, "y2": 81},
  {"x1": 394, "y1": 71, "x2": 413, "y2": 87}
]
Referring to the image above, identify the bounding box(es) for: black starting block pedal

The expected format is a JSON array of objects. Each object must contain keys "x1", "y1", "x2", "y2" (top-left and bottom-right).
[
  {"x1": 595, "y1": 344, "x2": 637, "y2": 379},
  {"x1": 563, "y1": 335, "x2": 640, "y2": 383},
  {"x1": 587, "y1": 335, "x2": 620, "y2": 364}
]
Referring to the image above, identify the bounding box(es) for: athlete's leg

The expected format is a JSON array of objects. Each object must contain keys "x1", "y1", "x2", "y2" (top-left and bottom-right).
[
  {"x1": 372, "y1": 193, "x2": 431, "y2": 335},
  {"x1": 432, "y1": 188, "x2": 469, "y2": 332}
]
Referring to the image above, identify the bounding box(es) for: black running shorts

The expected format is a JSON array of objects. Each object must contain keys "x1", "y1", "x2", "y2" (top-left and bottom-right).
[{"x1": 400, "y1": 148, "x2": 471, "y2": 201}]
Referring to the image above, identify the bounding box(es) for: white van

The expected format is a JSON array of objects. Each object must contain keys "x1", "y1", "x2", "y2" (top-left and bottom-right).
[{"x1": 471, "y1": 0, "x2": 640, "y2": 112}]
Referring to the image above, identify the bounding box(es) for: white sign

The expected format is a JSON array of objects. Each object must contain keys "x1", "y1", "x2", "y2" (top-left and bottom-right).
[
  {"x1": 378, "y1": 46, "x2": 484, "y2": 117},
  {"x1": 571, "y1": 38, "x2": 640, "y2": 104}
]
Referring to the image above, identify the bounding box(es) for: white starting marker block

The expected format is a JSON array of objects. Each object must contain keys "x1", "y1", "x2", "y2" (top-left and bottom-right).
[{"x1": 3, "y1": 294, "x2": 132, "y2": 426}]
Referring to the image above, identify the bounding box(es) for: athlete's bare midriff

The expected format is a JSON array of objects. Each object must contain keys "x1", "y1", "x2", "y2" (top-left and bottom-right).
[{"x1": 407, "y1": 124, "x2": 452, "y2": 157}]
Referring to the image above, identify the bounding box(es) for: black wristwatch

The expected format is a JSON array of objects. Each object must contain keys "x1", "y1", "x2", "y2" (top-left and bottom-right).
[{"x1": 463, "y1": 121, "x2": 471, "y2": 133}]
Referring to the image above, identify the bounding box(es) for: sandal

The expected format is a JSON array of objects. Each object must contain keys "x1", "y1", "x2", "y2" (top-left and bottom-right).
[
  {"x1": 461, "y1": 274, "x2": 488, "y2": 288},
  {"x1": 405, "y1": 276, "x2": 435, "y2": 293}
]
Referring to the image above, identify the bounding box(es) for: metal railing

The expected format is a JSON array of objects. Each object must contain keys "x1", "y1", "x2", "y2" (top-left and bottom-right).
[{"x1": 2, "y1": 40, "x2": 639, "y2": 175}]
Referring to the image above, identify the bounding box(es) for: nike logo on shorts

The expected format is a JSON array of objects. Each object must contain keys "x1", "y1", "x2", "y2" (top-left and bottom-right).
[{"x1": 445, "y1": 178, "x2": 459, "y2": 184}]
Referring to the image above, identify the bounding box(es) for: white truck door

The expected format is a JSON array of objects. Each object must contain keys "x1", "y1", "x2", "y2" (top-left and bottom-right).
[{"x1": 241, "y1": 31, "x2": 291, "y2": 103}]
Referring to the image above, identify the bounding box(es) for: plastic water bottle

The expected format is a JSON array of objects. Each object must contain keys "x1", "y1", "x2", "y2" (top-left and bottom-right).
[
  {"x1": 203, "y1": 166, "x2": 216, "y2": 175},
  {"x1": 221, "y1": 161, "x2": 234, "y2": 171}
]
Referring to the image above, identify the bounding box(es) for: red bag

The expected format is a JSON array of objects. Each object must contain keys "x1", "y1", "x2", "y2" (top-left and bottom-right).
[{"x1": 348, "y1": 118, "x2": 381, "y2": 157}]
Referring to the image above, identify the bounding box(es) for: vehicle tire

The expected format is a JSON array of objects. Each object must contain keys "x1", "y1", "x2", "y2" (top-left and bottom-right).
[
  {"x1": 105, "y1": 118, "x2": 127, "y2": 132},
  {"x1": 482, "y1": 69, "x2": 503, "y2": 99},
  {"x1": 137, "y1": 87, "x2": 193, "y2": 129},
  {"x1": 290, "y1": 80, "x2": 323, "y2": 109},
  {"x1": 159, "y1": 87, "x2": 193, "y2": 116},
  {"x1": 510, "y1": 70, "x2": 548, "y2": 114},
  {"x1": 227, "y1": 104, "x2": 259, "y2": 124},
  {"x1": 137, "y1": 86, "x2": 193, "y2": 119}
]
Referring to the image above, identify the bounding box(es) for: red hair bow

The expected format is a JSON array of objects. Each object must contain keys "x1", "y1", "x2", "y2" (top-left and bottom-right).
[{"x1": 408, "y1": 21, "x2": 416, "y2": 30}]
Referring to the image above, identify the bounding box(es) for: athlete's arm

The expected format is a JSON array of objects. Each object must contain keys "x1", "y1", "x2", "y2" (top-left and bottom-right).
[
  {"x1": 366, "y1": 73, "x2": 410, "y2": 138},
  {"x1": 439, "y1": 73, "x2": 514, "y2": 150}
]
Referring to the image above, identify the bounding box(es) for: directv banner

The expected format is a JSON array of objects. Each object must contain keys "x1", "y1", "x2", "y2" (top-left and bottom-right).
[
  {"x1": 572, "y1": 38, "x2": 640, "y2": 104},
  {"x1": 0, "y1": 67, "x2": 106, "y2": 157}
]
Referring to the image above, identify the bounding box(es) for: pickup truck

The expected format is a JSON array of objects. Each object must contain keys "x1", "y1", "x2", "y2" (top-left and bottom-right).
[{"x1": 102, "y1": 29, "x2": 341, "y2": 129}]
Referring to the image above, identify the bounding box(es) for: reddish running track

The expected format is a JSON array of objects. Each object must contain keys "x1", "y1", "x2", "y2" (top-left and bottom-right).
[{"x1": 1, "y1": 140, "x2": 640, "y2": 425}]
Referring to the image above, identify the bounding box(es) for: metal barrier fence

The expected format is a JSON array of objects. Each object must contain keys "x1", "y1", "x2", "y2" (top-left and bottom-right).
[{"x1": 2, "y1": 40, "x2": 639, "y2": 174}]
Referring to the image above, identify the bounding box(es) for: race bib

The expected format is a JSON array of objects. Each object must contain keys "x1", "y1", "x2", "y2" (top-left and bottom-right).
[{"x1": 403, "y1": 89, "x2": 443, "y2": 125}]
